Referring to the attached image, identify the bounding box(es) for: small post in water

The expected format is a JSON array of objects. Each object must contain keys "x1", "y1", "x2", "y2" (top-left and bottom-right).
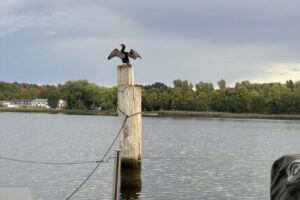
[{"x1": 112, "y1": 149, "x2": 121, "y2": 200}]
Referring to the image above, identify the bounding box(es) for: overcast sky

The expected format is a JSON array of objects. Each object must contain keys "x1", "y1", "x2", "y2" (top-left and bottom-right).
[{"x1": 0, "y1": 0, "x2": 300, "y2": 87}]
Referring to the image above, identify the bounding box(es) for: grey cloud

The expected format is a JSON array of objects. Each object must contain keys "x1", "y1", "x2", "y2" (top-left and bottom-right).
[
  {"x1": 102, "y1": 0, "x2": 300, "y2": 46},
  {"x1": 0, "y1": 0, "x2": 144, "y2": 40},
  {"x1": 1, "y1": 0, "x2": 299, "y2": 86},
  {"x1": 4, "y1": 0, "x2": 300, "y2": 45},
  {"x1": 284, "y1": 66, "x2": 300, "y2": 72}
]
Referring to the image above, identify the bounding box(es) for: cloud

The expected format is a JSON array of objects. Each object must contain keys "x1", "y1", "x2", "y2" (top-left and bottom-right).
[
  {"x1": 0, "y1": 14, "x2": 49, "y2": 38},
  {"x1": 284, "y1": 65, "x2": 300, "y2": 72},
  {"x1": 0, "y1": 0, "x2": 144, "y2": 39},
  {"x1": 0, "y1": 0, "x2": 300, "y2": 86},
  {"x1": 102, "y1": 0, "x2": 300, "y2": 46},
  {"x1": 251, "y1": 63, "x2": 300, "y2": 83}
]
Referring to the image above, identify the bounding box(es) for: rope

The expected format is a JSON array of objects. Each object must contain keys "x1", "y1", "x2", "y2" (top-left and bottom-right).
[
  {"x1": 0, "y1": 155, "x2": 272, "y2": 164},
  {"x1": 117, "y1": 106, "x2": 128, "y2": 118},
  {"x1": 65, "y1": 108, "x2": 141, "y2": 200},
  {"x1": 0, "y1": 155, "x2": 101, "y2": 165},
  {"x1": 117, "y1": 85, "x2": 128, "y2": 93},
  {"x1": 117, "y1": 106, "x2": 142, "y2": 118},
  {"x1": 109, "y1": 156, "x2": 275, "y2": 162}
]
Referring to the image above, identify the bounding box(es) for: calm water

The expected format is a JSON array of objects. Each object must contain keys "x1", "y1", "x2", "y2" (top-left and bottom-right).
[{"x1": 0, "y1": 112, "x2": 299, "y2": 200}]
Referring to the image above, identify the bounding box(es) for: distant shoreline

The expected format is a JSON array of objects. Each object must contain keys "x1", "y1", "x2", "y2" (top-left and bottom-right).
[
  {"x1": 1, "y1": 107, "x2": 300, "y2": 120},
  {"x1": 0, "y1": 107, "x2": 118, "y2": 116}
]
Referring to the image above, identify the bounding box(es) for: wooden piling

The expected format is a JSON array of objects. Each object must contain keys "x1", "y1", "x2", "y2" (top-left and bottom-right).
[
  {"x1": 117, "y1": 64, "x2": 142, "y2": 190},
  {"x1": 112, "y1": 149, "x2": 121, "y2": 200}
]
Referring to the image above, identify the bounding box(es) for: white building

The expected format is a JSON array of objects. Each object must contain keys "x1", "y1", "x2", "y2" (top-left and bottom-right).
[
  {"x1": 3, "y1": 99, "x2": 67, "y2": 109},
  {"x1": 31, "y1": 99, "x2": 50, "y2": 108},
  {"x1": 10, "y1": 99, "x2": 50, "y2": 109},
  {"x1": 10, "y1": 99, "x2": 33, "y2": 107},
  {"x1": 57, "y1": 100, "x2": 67, "y2": 109},
  {"x1": 0, "y1": 101, "x2": 13, "y2": 107}
]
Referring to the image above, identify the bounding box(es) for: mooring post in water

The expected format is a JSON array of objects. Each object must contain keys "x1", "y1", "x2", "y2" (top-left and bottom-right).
[
  {"x1": 117, "y1": 64, "x2": 142, "y2": 190},
  {"x1": 112, "y1": 149, "x2": 121, "y2": 200}
]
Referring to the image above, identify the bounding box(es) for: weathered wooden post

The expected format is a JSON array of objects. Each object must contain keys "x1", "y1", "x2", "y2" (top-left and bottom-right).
[
  {"x1": 112, "y1": 149, "x2": 121, "y2": 200},
  {"x1": 117, "y1": 64, "x2": 142, "y2": 191}
]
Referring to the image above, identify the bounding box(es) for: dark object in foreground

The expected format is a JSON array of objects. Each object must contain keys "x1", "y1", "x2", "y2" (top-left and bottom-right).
[
  {"x1": 108, "y1": 44, "x2": 142, "y2": 64},
  {"x1": 271, "y1": 155, "x2": 300, "y2": 200}
]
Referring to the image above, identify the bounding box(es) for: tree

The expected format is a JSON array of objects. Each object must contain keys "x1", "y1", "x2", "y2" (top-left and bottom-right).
[
  {"x1": 218, "y1": 79, "x2": 226, "y2": 90},
  {"x1": 1, "y1": 79, "x2": 299, "y2": 114},
  {"x1": 62, "y1": 80, "x2": 102, "y2": 110},
  {"x1": 40, "y1": 85, "x2": 62, "y2": 108},
  {"x1": 182, "y1": 90, "x2": 197, "y2": 111},
  {"x1": 195, "y1": 82, "x2": 214, "y2": 94},
  {"x1": 296, "y1": 81, "x2": 300, "y2": 89},
  {"x1": 158, "y1": 91, "x2": 171, "y2": 110},
  {"x1": 196, "y1": 93, "x2": 210, "y2": 111},
  {"x1": 98, "y1": 87, "x2": 117, "y2": 110},
  {"x1": 170, "y1": 88, "x2": 184, "y2": 110},
  {"x1": 144, "y1": 82, "x2": 168, "y2": 90},
  {"x1": 286, "y1": 80, "x2": 295, "y2": 91},
  {"x1": 142, "y1": 89, "x2": 159, "y2": 111},
  {"x1": 173, "y1": 79, "x2": 193, "y2": 90}
]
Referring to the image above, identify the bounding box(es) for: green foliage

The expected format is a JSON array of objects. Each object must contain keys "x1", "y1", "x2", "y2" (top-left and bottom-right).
[
  {"x1": 143, "y1": 79, "x2": 300, "y2": 114},
  {"x1": 0, "y1": 80, "x2": 117, "y2": 110},
  {"x1": 40, "y1": 85, "x2": 61, "y2": 108},
  {"x1": 195, "y1": 82, "x2": 214, "y2": 94},
  {"x1": 286, "y1": 80, "x2": 295, "y2": 91},
  {"x1": 61, "y1": 80, "x2": 117, "y2": 110},
  {"x1": 0, "y1": 79, "x2": 299, "y2": 114},
  {"x1": 173, "y1": 79, "x2": 193, "y2": 90},
  {"x1": 0, "y1": 81, "x2": 40, "y2": 100},
  {"x1": 218, "y1": 79, "x2": 226, "y2": 90},
  {"x1": 144, "y1": 82, "x2": 168, "y2": 90}
]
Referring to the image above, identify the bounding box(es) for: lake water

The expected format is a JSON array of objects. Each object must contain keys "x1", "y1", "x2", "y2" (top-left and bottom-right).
[{"x1": 0, "y1": 112, "x2": 299, "y2": 200}]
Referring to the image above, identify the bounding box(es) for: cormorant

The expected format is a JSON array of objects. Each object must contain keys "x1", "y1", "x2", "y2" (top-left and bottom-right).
[{"x1": 107, "y1": 44, "x2": 142, "y2": 64}]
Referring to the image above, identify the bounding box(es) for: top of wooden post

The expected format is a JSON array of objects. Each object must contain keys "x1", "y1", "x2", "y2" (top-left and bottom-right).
[{"x1": 117, "y1": 64, "x2": 134, "y2": 86}]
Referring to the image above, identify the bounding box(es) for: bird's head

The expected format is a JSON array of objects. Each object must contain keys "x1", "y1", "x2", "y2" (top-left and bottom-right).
[{"x1": 119, "y1": 44, "x2": 126, "y2": 51}]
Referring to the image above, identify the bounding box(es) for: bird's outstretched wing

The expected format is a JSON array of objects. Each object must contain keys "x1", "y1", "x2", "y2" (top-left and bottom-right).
[
  {"x1": 107, "y1": 49, "x2": 125, "y2": 60},
  {"x1": 129, "y1": 49, "x2": 142, "y2": 59}
]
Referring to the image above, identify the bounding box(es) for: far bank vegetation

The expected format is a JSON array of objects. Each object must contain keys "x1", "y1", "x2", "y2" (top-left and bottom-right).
[{"x1": 0, "y1": 79, "x2": 299, "y2": 115}]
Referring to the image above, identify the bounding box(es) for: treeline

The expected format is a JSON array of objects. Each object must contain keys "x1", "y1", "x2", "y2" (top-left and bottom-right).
[
  {"x1": 143, "y1": 80, "x2": 300, "y2": 114},
  {"x1": 0, "y1": 80, "x2": 116, "y2": 110},
  {"x1": 0, "y1": 79, "x2": 300, "y2": 114}
]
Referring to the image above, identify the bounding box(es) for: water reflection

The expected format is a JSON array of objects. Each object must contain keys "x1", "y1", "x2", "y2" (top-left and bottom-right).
[
  {"x1": 120, "y1": 185, "x2": 141, "y2": 200},
  {"x1": 120, "y1": 160, "x2": 142, "y2": 200}
]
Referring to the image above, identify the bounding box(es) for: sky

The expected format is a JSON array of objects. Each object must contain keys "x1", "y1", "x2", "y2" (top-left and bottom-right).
[{"x1": 0, "y1": 0, "x2": 300, "y2": 87}]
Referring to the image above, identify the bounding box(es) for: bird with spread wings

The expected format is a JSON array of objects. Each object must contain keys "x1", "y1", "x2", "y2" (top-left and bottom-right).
[{"x1": 108, "y1": 44, "x2": 142, "y2": 64}]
